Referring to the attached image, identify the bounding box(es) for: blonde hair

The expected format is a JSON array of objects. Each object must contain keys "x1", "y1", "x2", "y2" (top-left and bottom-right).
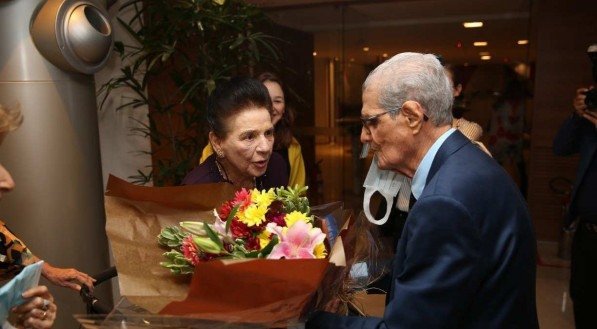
[{"x1": 0, "y1": 104, "x2": 23, "y2": 135}]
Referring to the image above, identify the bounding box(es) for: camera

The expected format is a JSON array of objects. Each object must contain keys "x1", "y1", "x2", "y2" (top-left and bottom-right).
[
  {"x1": 584, "y1": 89, "x2": 597, "y2": 110},
  {"x1": 585, "y1": 44, "x2": 597, "y2": 110}
]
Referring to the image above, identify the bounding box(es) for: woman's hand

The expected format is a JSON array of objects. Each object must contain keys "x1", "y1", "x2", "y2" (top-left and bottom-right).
[
  {"x1": 11, "y1": 285, "x2": 57, "y2": 329},
  {"x1": 42, "y1": 263, "x2": 95, "y2": 292}
]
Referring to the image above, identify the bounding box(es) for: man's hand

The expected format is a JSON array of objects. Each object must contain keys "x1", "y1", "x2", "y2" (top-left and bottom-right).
[
  {"x1": 573, "y1": 87, "x2": 589, "y2": 114},
  {"x1": 42, "y1": 263, "x2": 95, "y2": 292},
  {"x1": 574, "y1": 87, "x2": 597, "y2": 127}
]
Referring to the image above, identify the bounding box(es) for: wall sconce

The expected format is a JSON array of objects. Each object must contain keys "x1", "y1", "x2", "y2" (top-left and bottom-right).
[{"x1": 30, "y1": 0, "x2": 113, "y2": 74}]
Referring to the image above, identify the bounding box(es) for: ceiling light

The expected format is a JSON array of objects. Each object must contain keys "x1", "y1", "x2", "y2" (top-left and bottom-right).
[
  {"x1": 481, "y1": 55, "x2": 491, "y2": 60},
  {"x1": 363, "y1": 47, "x2": 370, "y2": 52},
  {"x1": 517, "y1": 39, "x2": 529, "y2": 45},
  {"x1": 474, "y1": 41, "x2": 488, "y2": 47},
  {"x1": 312, "y1": 51, "x2": 317, "y2": 56},
  {"x1": 382, "y1": 53, "x2": 388, "y2": 58},
  {"x1": 463, "y1": 21, "x2": 483, "y2": 28}
]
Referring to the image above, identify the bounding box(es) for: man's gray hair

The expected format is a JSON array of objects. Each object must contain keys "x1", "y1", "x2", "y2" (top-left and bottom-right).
[{"x1": 362, "y1": 52, "x2": 453, "y2": 126}]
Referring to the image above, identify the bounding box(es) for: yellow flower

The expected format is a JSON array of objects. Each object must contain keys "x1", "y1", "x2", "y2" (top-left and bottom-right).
[
  {"x1": 285, "y1": 211, "x2": 310, "y2": 228},
  {"x1": 238, "y1": 204, "x2": 267, "y2": 227},
  {"x1": 212, "y1": 0, "x2": 225, "y2": 5},
  {"x1": 258, "y1": 230, "x2": 272, "y2": 249},
  {"x1": 251, "y1": 188, "x2": 275, "y2": 208},
  {"x1": 313, "y1": 242, "x2": 327, "y2": 259}
]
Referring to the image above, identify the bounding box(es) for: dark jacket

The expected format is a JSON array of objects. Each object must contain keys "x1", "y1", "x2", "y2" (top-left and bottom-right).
[
  {"x1": 182, "y1": 153, "x2": 289, "y2": 189},
  {"x1": 308, "y1": 131, "x2": 538, "y2": 329},
  {"x1": 553, "y1": 113, "x2": 597, "y2": 223}
]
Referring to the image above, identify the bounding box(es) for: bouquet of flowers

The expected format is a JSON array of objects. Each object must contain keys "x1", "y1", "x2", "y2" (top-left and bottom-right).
[
  {"x1": 157, "y1": 186, "x2": 328, "y2": 275},
  {"x1": 103, "y1": 176, "x2": 372, "y2": 326}
]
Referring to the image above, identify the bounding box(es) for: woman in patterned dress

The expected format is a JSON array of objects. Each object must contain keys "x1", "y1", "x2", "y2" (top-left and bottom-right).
[{"x1": 0, "y1": 104, "x2": 93, "y2": 328}]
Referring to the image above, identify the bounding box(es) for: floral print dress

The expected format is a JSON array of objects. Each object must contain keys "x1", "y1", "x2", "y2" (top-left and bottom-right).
[{"x1": 0, "y1": 220, "x2": 36, "y2": 282}]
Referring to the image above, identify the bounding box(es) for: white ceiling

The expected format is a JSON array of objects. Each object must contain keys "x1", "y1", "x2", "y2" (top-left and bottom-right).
[{"x1": 249, "y1": 0, "x2": 534, "y2": 65}]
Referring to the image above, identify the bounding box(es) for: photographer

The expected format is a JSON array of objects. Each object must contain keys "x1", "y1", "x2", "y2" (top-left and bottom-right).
[{"x1": 553, "y1": 45, "x2": 597, "y2": 329}]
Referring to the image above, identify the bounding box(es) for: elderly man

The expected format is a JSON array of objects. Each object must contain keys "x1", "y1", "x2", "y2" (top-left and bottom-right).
[{"x1": 307, "y1": 53, "x2": 538, "y2": 328}]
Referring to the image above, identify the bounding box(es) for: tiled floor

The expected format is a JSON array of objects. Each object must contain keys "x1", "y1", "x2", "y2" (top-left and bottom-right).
[
  {"x1": 315, "y1": 139, "x2": 576, "y2": 328},
  {"x1": 536, "y1": 241, "x2": 574, "y2": 329}
]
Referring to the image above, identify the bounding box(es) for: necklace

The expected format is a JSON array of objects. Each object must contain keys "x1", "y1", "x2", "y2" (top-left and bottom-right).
[{"x1": 215, "y1": 159, "x2": 257, "y2": 189}]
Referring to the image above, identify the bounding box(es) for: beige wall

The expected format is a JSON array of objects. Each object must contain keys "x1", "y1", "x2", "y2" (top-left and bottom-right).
[{"x1": 529, "y1": 0, "x2": 597, "y2": 241}]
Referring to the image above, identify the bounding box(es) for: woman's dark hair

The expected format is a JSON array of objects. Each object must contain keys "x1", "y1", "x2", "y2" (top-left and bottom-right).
[
  {"x1": 207, "y1": 76, "x2": 273, "y2": 138},
  {"x1": 257, "y1": 72, "x2": 295, "y2": 149}
]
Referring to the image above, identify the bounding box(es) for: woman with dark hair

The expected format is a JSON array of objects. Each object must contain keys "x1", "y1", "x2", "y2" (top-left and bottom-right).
[
  {"x1": 200, "y1": 72, "x2": 306, "y2": 187},
  {"x1": 183, "y1": 77, "x2": 288, "y2": 189}
]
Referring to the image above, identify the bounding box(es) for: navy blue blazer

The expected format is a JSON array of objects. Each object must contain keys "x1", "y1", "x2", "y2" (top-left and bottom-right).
[
  {"x1": 307, "y1": 131, "x2": 538, "y2": 329},
  {"x1": 553, "y1": 113, "x2": 597, "y2": 223}
]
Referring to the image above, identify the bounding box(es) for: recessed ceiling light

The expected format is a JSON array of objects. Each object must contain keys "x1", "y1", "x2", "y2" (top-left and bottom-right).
[
  {"x1": 517, "y1": 39, "x2": 529, "y2": 45},
  {"x1": 481, "y1": 55, "x2": 491, "y2": 60},
  {"x1": 382, "y1": 53, "x2": 388, "y2": 58},
  {"x1": 312, "y1": 51, "x2": 317, "y2": 56},
  {"x1": 363, "y1": 47, "x2": 370, "y2": 52},
  {"x1": 474, "y1": 41, "x2": 488, "y2": 47},
  {"x1": 463, "y1": 21, "x2": 483, "y2": 28}
]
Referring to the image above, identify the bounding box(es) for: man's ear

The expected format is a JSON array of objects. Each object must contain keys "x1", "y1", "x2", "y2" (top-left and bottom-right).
[{"x1": 401, "y1": 101, "x2": 426, "y2": 133}]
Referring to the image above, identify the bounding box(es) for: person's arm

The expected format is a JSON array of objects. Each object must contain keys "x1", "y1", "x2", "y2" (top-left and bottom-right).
[
  {"x1": 381, "y1": 196, "x2": 480, "y2": 328},
  {"x1": 307, "y1": 196, "x2": 480, "y2": 329},
  {"x1": 453, "y1": 118, "x2": 483, "y2": 141},
  {"x1": 0, "y1": 222, "x2": 94, "y2": 291},
  {"x1": 553, "y1": 87, "x2": 593, "y2": 156},
  {"x1": 40, "y1": 262, "x2": 94, "y2": 292},
  {"x1": 287, "y1": 138, "x2": 306, "y2": 187}
]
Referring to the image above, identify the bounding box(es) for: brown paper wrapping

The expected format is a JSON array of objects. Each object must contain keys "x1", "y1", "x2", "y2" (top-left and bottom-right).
[
  {"x1": 104, "y1": 175, "x2": 351, "y2": 325},
  {"x1": 160, "y1": 259, "x2": 330, "y2": 326},
  {"x1": 105, "y1": 175, "x2": 236, "y2": 312}
]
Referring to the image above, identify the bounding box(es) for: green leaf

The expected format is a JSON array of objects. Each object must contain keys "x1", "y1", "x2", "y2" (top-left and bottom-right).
[
  {"x1": 258, "y1": 234, "x2": 278, "y2": 258},
  {"x1": 244, "y1": 250, "x2": 259, "y2": 258},
  {"x1": 203, "y1": 222, "x2": 223, "y2": 249},
  {"x1": 225, "y1": 204, "x2": 239, "y2": 234},
  {"x1": 114, "y1": 41, "x2": 125, "y2": 55}
]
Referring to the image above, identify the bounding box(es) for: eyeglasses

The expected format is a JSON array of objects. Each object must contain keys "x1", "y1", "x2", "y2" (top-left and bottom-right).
[
  {"x1": 361, "y1": 107, "x2": 429, "y2": 132},
  {"x1": 360, "y1": 109, "x2": 399, "y2": 132}
]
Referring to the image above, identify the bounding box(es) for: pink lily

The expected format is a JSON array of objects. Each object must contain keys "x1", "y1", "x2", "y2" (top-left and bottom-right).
[{"x1": 267, "y1": 221, "x2": 326, "y2": 259}]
